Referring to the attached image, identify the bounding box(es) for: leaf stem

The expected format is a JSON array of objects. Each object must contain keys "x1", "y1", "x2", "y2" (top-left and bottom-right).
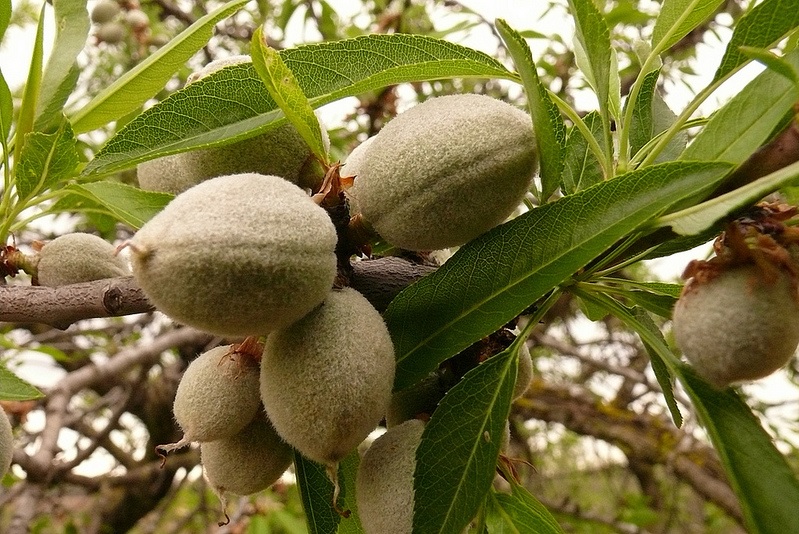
[{"x1": 549, "y1": 91, "x2": 611, "y2": 178}]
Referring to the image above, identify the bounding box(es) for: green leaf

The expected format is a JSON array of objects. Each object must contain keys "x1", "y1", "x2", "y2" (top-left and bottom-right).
[
  {"x1": 294, "y1": 451, "x2": 341, "y2": 534},
  {"x1": 658, "y1": 159, "x2": 799, "y2": 235},
  {"x1": 66, "y1": 182, "x2": 173, "y2": 229},
  {"x1": 626, "y1": 287, "x2": 679, "y2": 318},
  {"x1": 294, "y1": 450, "x2": 362, "y2": 534},
  {"x1": 679, "y1": 364, "x2": 799, "y2": 534},
  {"x1": 413, "y1": 349, "x2": 516, "y2": 534},
  {"x1": 15, "y1": 120, "x2": 78, "y2": 200},
  {"x1": 0, "y1": 68, "x2": 11, "y2": 141},
  {"x1": 69, "y1": 0, "x2": 250, "y2": 134},
  {"x1": 387, "y1": 161, "x2": 732, "y2": 392},
  {"x1": 34, "y1": 0, "x2": 88, "y2": 133},
  {"x1": 82, "y1": 34, "x2": 513, "y2": 176},
  {"x1": 628, "y1": 69, "x2": 660, "y2": 158},
  {"x1": 0, "y1": 365, "x2": 44, "y2": 401},
  {"x1": 561, "y1": 111, "x2": 604, "y2": 194},
  {"x1": 681, "y1": 49, "x2": 799, "y2": 164},
  {"x1": 250, "y1": 26, "x2": 328, "y2": 164},
  {"x1": 486, "y1": 484, "x2": 565, "y2": 534},
  {"x1": 713, "y1": 0, "x2": 799, "y2": 84},
  {"x1": 496, "y1": 20, "x2": 565, "y2": 201},
  {"x1": 739, "y1": 46, "x2": 799, "y2": 83},
  {"x1": 567, "y1": 0, "x2": 611, "y2": 108},
  {"x1": 14, "y1": 4, "x2": 45, "y2": 168},
  {"x1": 0, "y1": 0, "x2": 10, "y2": 44},
  {"x1": 337, "y1": 452, "x2": 365, "y2": 534},
  {"x1": 651, "y1": 0, "x2": 725, "y2": 54},
  {"x1": 572, "y1": 288, "x2": 682, "y2": 427}
]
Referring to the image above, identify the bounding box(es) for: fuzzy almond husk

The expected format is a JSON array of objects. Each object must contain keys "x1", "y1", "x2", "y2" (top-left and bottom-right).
[
  {"x1": 260, "y1": 287, "x2": 395, "y2": 464},
  {"x1": 673, "y1": 264, "x2": 799, "y2": 388},
  {"x1": 130, "y1": 173, "x2": 337, "y2": 337},
  {"x1": 37, "y1": 233, "x2": 129, "y2": 287},
  {"x1": 200, "y1": 414, "x2": 292, "y2": 497},
  {"x1": 349, "y1": 93, "x2": 537, "y2": 251},
  {"x1": 0, "y1": 407, "x2": 12, "y2": 477},
  {"x1": 356, "y1": 419, "x2": 425, "y2": 534}
]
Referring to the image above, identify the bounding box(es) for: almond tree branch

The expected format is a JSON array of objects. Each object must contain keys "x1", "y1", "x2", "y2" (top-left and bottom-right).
[
  {"x1": 515, "y1": 379, "x2": 744, "y2": 524},
  {"x1": 0, "y1": 257, "x2": 437, "y2": 328}
]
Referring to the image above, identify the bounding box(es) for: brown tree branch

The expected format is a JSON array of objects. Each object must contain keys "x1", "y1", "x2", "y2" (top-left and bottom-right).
[
  {"x1": 0, "y1": 257, "x2": 437, "y2": 328},
  {"x1": 515, "y1": 379, "x2": 744, "y2": 525}
]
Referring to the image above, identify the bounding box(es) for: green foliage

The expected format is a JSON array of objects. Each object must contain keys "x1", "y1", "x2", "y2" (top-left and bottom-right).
[{"x1": 3, "y1": 0, "x2": 799, "y2": 531}]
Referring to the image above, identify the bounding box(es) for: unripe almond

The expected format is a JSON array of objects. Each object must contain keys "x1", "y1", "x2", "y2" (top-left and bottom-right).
[
  {"x1": 673, "y1": 264, "x2": 799, "y2": 388},
  {"x1": 95, "y1": 21, "x2": 126, "y2": 44},
  {"x1": 91, "y1": 0, "x2": 120, "y2": 24},
  {"x1": 200, "y1": 414, "x2": 293, "y2": 497},
  {"x1": 349, "y1": 94, "x2": 537, "y2": 250},
  {"x1": 356, "y1": 419, "x2": 425, "y2": 534},
  {"x1": 0, "y1": 407, "x2": 13, "y2": 477},
  {"x1": 260, "y1": 288, "x2": 395, "y2": 464},
  {"x1": 164, "y1": 345, "x2": 261, "y2": 451},
  {"x1": 137, "y1": 56, "x2": 326, "y2": 194},
  {"x1": 129, "y1": 173, "x2": 337, "y2": 337},
  {"x1": 36, "y1": 233, "x2": 130, "y2": 287},
  {"x1": 125, "y1": 9, "x2": 149, "y2": 30}
]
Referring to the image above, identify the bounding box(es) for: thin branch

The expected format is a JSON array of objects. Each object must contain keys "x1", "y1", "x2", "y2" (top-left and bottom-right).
[{"x1": 0, "y1": 257, "x2": 437, "y2": 327}]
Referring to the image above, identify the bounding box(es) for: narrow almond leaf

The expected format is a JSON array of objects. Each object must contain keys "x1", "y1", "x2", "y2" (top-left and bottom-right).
[
  {"x1": 13, "y1": 4, "x2": 45, "y2": 168},
  {"x1": 680, "y1": 49, "x2": 799, "y2": 164},
  {"x1": 34, "y1": 0, "x2": 88, "y2": 133},
  {"x1": 250, "y1": 26, "x2": 328, "y2": 164},
  {"x1": 0, "y1": 68, "x2": 11, "y2": 141},
  {"x1": 82, "y1": 34, "x2": 514, "y2": 176},
  {"x1": 628, "y1": 69, "x2": 660, "y2": 157},
  {"x1": 678, "y1": 364, "x2": 799, "y2": 533},
  {"x1": 739, "y1": 46, "x2": 799, "y2": 83},
  {"x1": 0, "y1": 365, "x2": 44, "y2": 400},
  {"x1": 294, "y1": 451, "x2": 340, "y2": 534},
  {"x1": 413, "y1": 349, "x2": 517, "y2": 534},
  {"x1": 657, "y1": 159, "x2": 799, "y2": 236},
  {"x1": 572, "y1": 287, "x2": 682, "y2": 427},
  {"x1": 713, "y1": 0, "x2": 799, "y2": 84},
  {"x1": 66, "y1": 182, "x2": 173, "y2": 229},
  {"x1": 15, "y1": 120, "x2": 78, "y2": 200},
  {"x1": 561, "y1": 111, "x2": 604, "y2": 194},
  {"x1": 496, "y1": 20, "x2": 565, "y2": 201},
  {"x1": 387, "y1": 161, "x2": 732, "y2": 391},
  {"x1": 486, "y1": 484, "x2": 565, "y2": 534},
  {"x1": 651, "y1": 0, "x2": 725, "y2": 54},
  {"x1": 69, "y1": 0, "x2": 249, "y2": 134},
  {"x1": 496, "y1": 19, "x2": 566, "y2": 202},
  {"x1": 337, "y1": 452, "x2": 365, "y2": 534},
  {"x1": 294, "y1": 450, "x2": 362, "y2": 534},
  {"x1": 567, "y1": 0, "x2": 611, "y2": 108}
]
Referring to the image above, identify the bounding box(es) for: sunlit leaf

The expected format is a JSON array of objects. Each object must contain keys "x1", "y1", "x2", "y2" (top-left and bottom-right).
[
  {"x1": 681, "y1": 49, "x2": 799, "y2": 164},
  {"x1": 713, "y1": 0, "x2": 799, "y2": 83},
  {"x1": 496, "y1": 20, "x2": 565, "y2": 201},
  {"x1": 651, "y1": 0, "x2": 724, "y2": 54},
  {"x1": 486, "y1": 484, "x2": 565, "y2": 534},
  {"x1": 83, "y1": 34, "x2": 514, "y2": 176},
  {"x1": 34, "y1": 0, "x2": 89, "y2": 133},
  {"x1": 15, "y1": 120, "x2": 78, "y2": 200},
  {"x1": 66, "y1": 181, "x2": 172, "y2": 229},
  {"x1": 251, "y1": 26, "x2": 328, "y2": 163},
  {"x1": 0, "y1": 365, "x2": 43, "y2": 401}
]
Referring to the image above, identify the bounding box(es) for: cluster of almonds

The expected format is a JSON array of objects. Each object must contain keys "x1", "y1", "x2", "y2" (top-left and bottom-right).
[
  {"x1": 90, "y1": 0, "x2": 165, "y2": 48},
  {"x1": 18, "y1": 56, "x2": 543, "y2": 527}
]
